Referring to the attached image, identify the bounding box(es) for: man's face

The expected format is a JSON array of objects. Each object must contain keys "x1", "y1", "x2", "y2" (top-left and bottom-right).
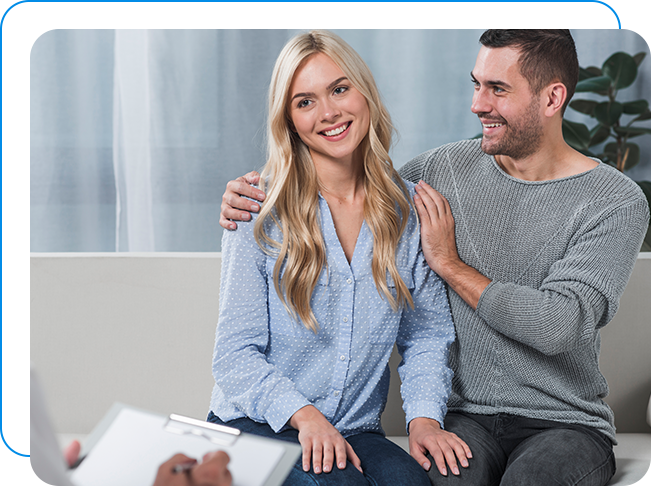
[{"x1": 471, "y1": 46, "x2": 544, "y2": 160}]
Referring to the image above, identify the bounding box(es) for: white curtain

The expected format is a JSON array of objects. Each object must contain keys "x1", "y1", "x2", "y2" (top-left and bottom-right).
[
  {"x1": 113, "y1": 30, "x2": 155, "y2": 251},
  {"x1": 30, "y1": 29, "x2": 651, "y2": 252}
]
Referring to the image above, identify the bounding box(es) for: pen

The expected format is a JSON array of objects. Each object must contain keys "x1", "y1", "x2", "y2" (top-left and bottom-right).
[{"x1": 173, "y1": 462, "x2": 196, "y2": 474}]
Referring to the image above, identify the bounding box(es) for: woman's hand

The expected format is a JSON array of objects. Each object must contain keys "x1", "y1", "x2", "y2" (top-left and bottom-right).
[
  {"x1": 408, "y1": 417, "x2": 472, "y2": 477},
  {"x1": 289, "y1": 405, "x2": 363, "y2": 475}
]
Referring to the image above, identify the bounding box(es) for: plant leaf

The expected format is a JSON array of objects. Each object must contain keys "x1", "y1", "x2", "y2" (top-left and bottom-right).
[
  {"x1": 562, "y1": 119, "x2": 591, "y2": 150},
  {"x1": 589, "y1": 125, "x2": 611, "y2": 147},
  {"x1": 638, "y1": 180, "x2": 651, "y2": 201},
  {"x1": 613, "y1": 126, "x2": 651, "y2": 138},
  {"x1": 603, "y1": 52, "x2": 638, "y2": 90},
  {"x1": 575, "y1": 76, "x2": 611, "y2": 93},
  {"x1": 624, "y1": 143, "x2": 640, "y2": 170},
  {"x1": 632, "y1": 52, "x2": 646, "y2": 67},
  {"x1": 586, "y1": 66, "x2": 603, "y2": 77},
  {"x1": 623, "y1": 100, "x2": 649, "y2": 115},
  {"x1": 595, "y1": 101, "x2": 623, "y2": 127},
  {"x1": 604, "y1": 142, "x2": 640, "y2": 170},
  {"x1": 569, "y1": 99, "x2": 598, "y2": 116},
  {"x1": 579, "y1": 67, "x2": 598, "y2": 81},
  {"x1": 632, "y1": 110, "x2": 651, "y2": 122}
]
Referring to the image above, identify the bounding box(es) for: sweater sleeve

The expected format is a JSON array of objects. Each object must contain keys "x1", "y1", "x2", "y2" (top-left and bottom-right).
[
  {"x1": 476, "y1": 198, "x2": 649, "y2": 356},
  {"x1": 398, "y1": 150, "x2": 431, "y2": 184}
]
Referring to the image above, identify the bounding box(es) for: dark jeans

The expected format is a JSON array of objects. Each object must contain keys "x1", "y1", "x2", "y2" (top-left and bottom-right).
[
  {"x1": 428, "y1": 412, "x2": 616, "y2": 486},
  {"x1": 207, "y1": 412, "x2": 430, "y2": 486}
]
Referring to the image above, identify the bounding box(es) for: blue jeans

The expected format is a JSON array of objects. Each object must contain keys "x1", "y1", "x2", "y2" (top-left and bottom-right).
[
  {"x1": 207, "y1": 412, "x2": 430, "y2": 486},
  {"x1": 428, "y1": 412, "x2": 616, "y2": 486}
]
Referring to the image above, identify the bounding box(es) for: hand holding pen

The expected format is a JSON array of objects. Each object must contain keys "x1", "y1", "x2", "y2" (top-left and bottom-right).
[
  {"x1": 153, "y1": 451, "x2": 232, "y2": 486},
  {"x1": 65, "y1": 439, "x2": 232, "y2": 486}
]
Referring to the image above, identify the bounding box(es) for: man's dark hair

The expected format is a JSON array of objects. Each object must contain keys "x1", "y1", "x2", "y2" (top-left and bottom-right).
[{"x1": 479, "y1": 30, "x2": 578, "y2": 114}]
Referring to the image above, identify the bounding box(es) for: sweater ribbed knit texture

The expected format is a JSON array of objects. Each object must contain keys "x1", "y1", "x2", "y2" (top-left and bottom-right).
[{"x1": 399, "y1": 139, "x2": 650, "y2": 442}]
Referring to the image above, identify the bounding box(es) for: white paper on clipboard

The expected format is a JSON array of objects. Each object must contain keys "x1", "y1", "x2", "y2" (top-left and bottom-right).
[{"x1": 71, "y1": 406, "x2": 296, "y2": 486}]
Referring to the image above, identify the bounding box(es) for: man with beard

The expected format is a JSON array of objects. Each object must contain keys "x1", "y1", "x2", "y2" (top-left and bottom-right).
[{"x1": 218, "y1": 30, "x2": 649, "y2": 485}]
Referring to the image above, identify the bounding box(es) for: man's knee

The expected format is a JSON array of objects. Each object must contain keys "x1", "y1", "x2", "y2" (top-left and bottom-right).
[{"x1": 501, "y1": 427, "x2": 615, "y2": 486}]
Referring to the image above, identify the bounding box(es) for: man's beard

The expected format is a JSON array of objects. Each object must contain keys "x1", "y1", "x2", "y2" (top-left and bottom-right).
[{"x1": 480, "y1": 97, "x2": 543, "y2": 160}]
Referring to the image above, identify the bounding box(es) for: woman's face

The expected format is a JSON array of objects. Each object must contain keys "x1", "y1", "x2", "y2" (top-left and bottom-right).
[{"x1": 287, "y1": 53, "x2": 370, "y2": 168}]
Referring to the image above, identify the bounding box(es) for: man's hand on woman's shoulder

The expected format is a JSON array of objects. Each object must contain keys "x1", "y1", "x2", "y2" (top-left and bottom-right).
[{"x1": 220, "y1": 171, "x2": 266, "y2": 230}]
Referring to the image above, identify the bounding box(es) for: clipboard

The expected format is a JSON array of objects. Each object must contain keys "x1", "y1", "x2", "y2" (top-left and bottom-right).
[{"x1": 70, "y1": 403, "x2": 301, "y2": 486}]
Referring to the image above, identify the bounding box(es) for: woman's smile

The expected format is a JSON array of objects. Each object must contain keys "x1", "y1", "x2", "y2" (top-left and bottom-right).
[{"x1": 320, "y1": 121, "x2": 351, "y2": 139}]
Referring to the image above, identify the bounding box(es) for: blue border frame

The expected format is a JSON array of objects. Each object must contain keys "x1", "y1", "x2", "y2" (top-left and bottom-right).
[
  {"x1": 0, "y1": 0, "x2": 624, "y2": 29},
  {"x1": 0, "y1": 5, "x2": 621, "y2": 486},
  {"x1": 0, "y1": 22, "x2": 45, "y2": 486}
]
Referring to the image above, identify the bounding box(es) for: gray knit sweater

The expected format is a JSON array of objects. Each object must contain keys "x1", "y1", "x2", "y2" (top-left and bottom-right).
[{"x1": 398, "y1": 139, "x2": 650, "y2": 442}]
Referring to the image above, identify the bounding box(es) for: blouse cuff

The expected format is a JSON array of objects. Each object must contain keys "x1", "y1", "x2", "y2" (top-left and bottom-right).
[
  {"x1": 404, "y1": 400, "x2": 448, "y2": 434},
  {"x1": 265, "y1": 390, "x2": 311, "y2": 433}
]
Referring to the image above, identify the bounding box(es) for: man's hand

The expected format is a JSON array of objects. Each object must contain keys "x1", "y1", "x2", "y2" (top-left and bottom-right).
[
  {"x1": 413, "y1": 181, "x2": 460, "y2": 277},
  {"x1": 289, "y1": 405, "x2": 363, "y2": 475},
  {"x1": 153, "y1": 451, "x2": 232, "y2": 486},
  {"x1": 414, "y1": 180, "x2": 491, "y2": 309},
  {"x1": 220, "y1": 171, "x2": 266, "y2": 230},
  {"x1": 408, "y1": 417, "x2": 472, "y2": 477}
]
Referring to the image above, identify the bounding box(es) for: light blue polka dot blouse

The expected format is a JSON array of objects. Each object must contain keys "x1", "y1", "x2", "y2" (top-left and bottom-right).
[{"x1": 210, "y1": 181, "x2": 455, "y2": 437}]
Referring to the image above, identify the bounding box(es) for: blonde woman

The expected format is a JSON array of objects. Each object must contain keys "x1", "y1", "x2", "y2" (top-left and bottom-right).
[{"x1": 208, "y1": 31, "x2": 468, "y2": 485}]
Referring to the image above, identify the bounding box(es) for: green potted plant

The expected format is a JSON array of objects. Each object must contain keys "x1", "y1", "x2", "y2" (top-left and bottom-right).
[{"x1": 562, "y1": 51, "x2": 651, "y2": 251}]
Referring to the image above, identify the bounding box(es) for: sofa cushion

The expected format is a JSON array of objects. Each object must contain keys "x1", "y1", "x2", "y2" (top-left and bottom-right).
[{"x1": 609, "y1": 433, "x2": 651, "y2": 485}]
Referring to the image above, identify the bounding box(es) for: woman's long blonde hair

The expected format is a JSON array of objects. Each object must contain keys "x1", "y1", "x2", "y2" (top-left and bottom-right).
[{"x1": 254, "y1": 30, "x2": 414, "y2": 332}]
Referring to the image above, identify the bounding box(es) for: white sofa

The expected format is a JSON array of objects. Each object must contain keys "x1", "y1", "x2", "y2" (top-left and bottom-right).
[{"x1": 31, "y1": 253, "x2": 651, "y2": 484}]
